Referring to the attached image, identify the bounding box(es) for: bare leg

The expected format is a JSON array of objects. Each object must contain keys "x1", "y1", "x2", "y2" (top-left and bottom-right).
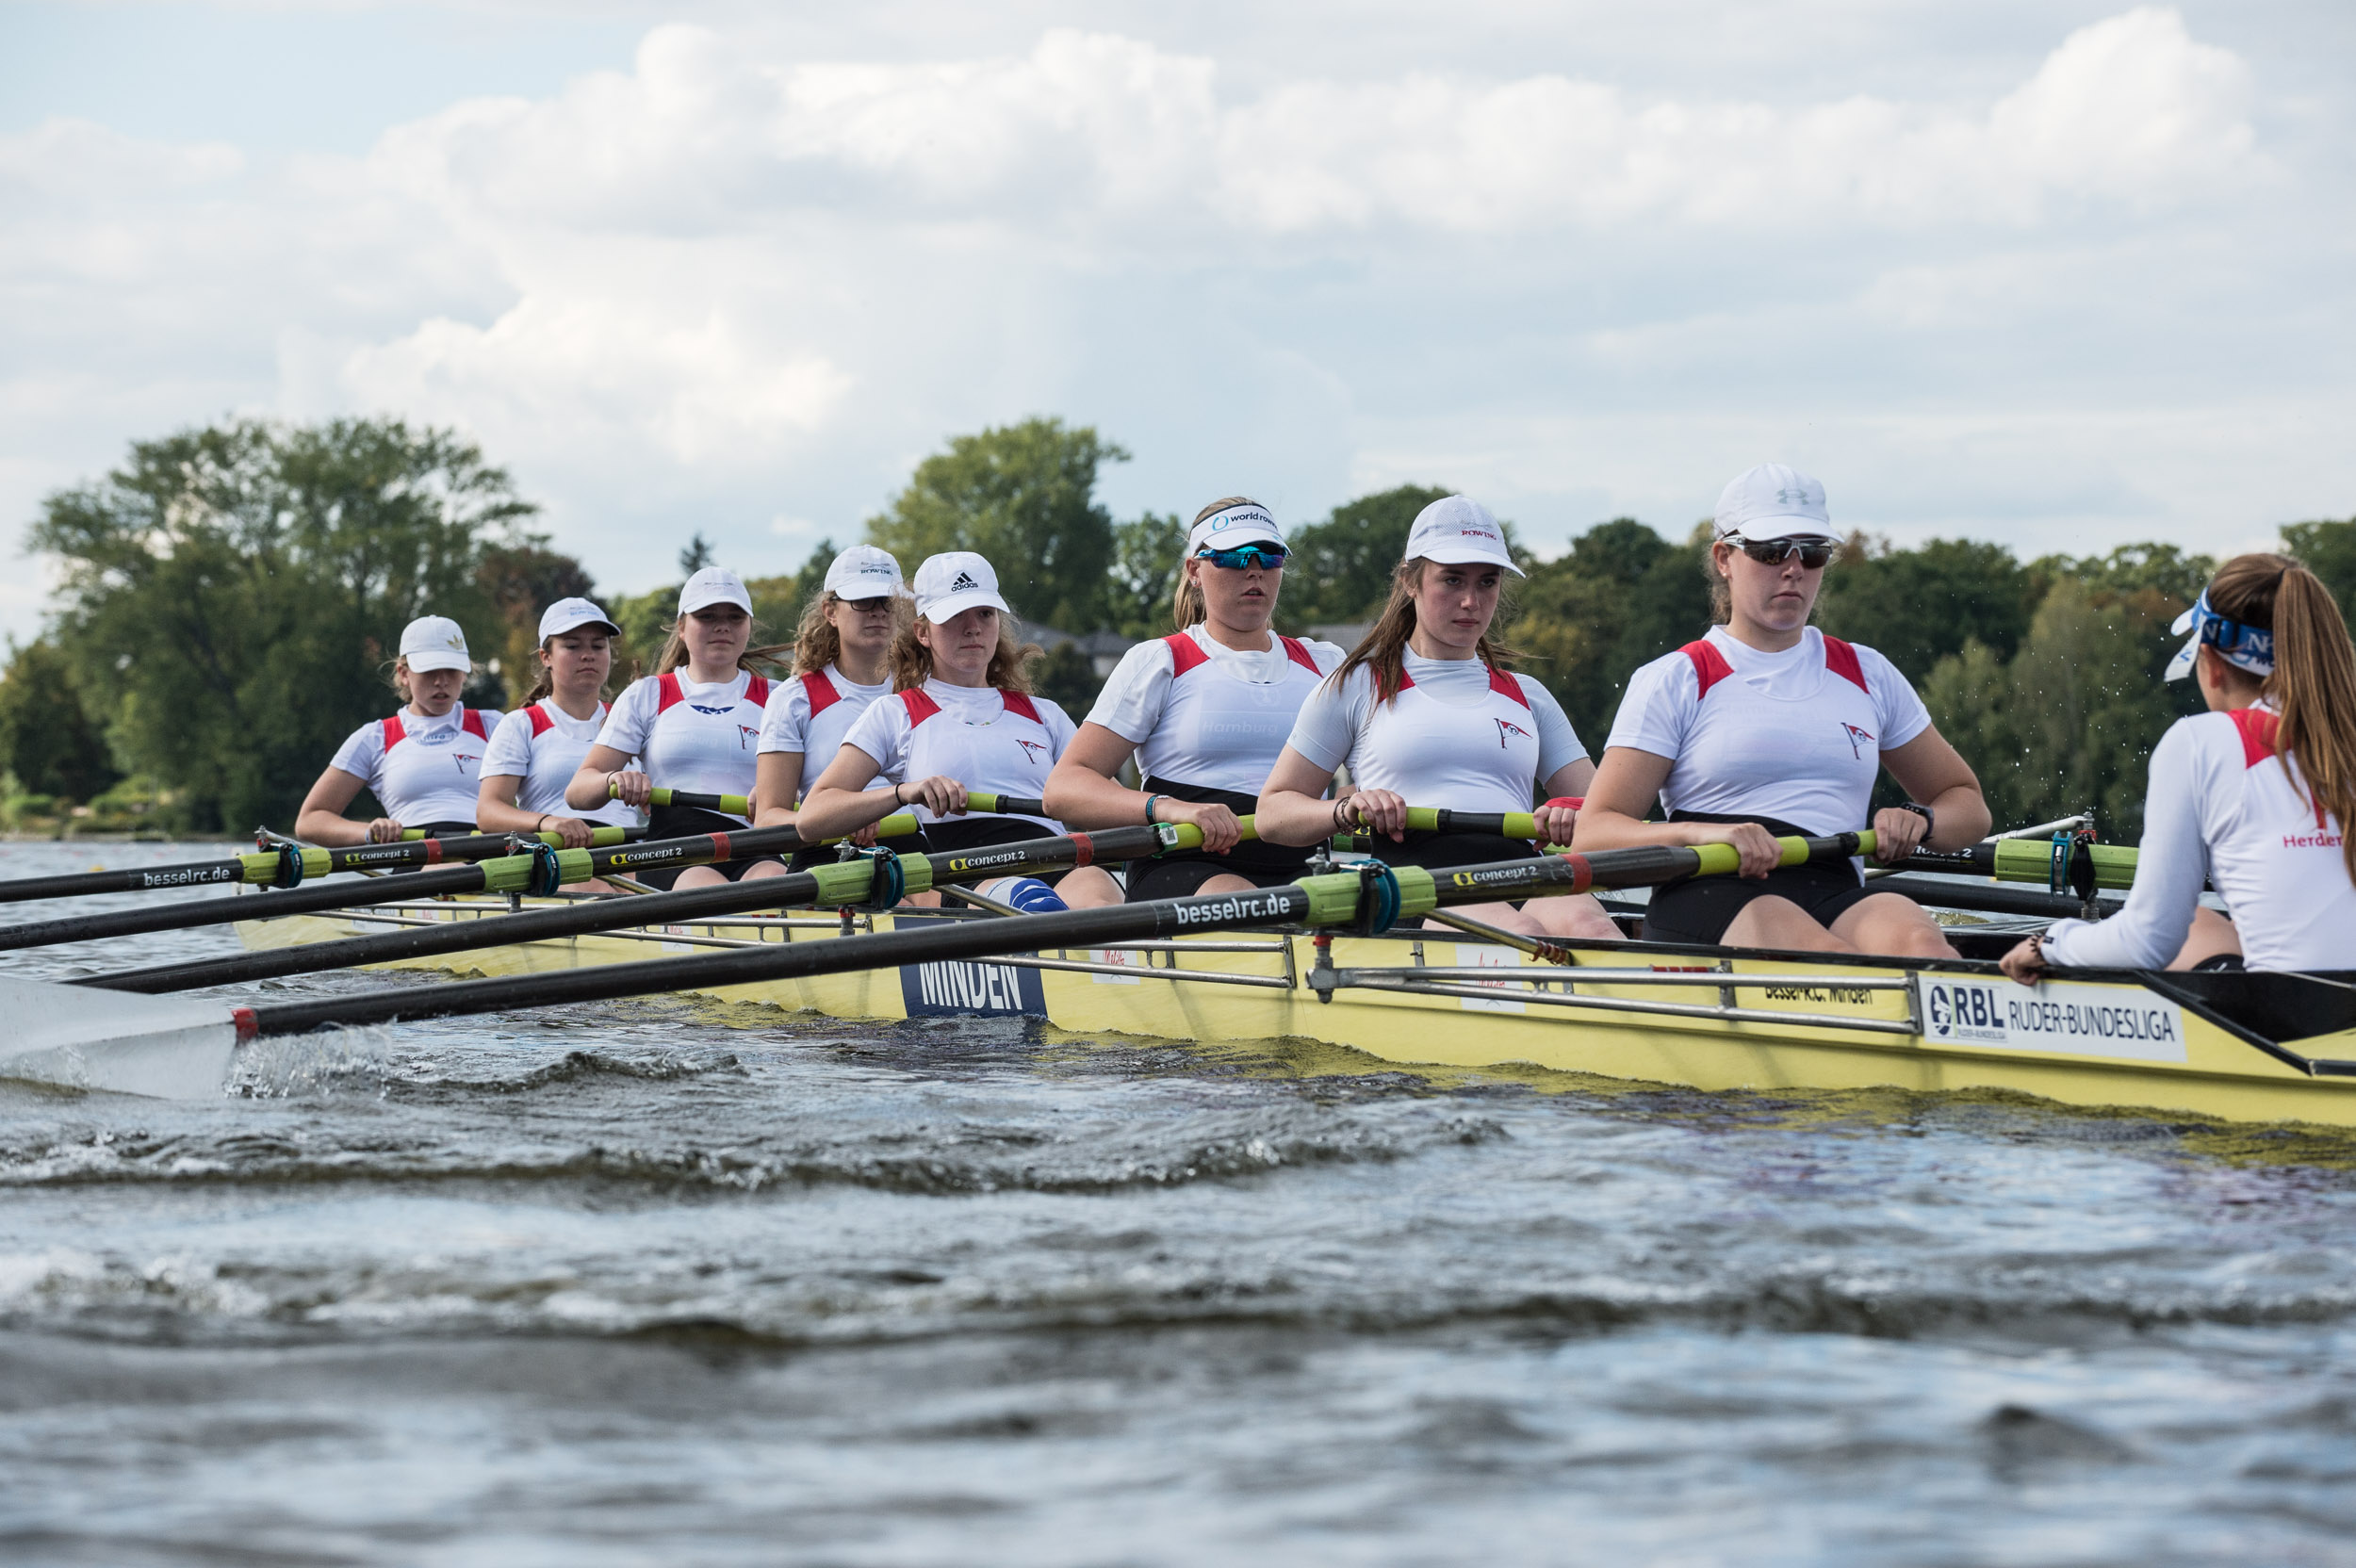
[
  {"x1": 1719, "y1": 895, "x2": 1857, "y2": 954},
  {"x1": 1193, "y1": 874, "x2": 1259, "y2": 896},
  {"x1": 1055, "y1": 866, "x2": 1125, "y2": 908},
  {"x1": 1827, "y1": 891, "x2": 1957, "y2": 959},
  {"x1": 672, "y1": 864, "x2": 728, "y2": 890},
  {"x1": 743, "y1": 860, "x2": 792, "y2": 880},
  {"x1": 2167, "y1": 906, "x2": 2240, "y2": 970},
  {"x1": 1528, "y1": 892, "x2": 1621, "y2": 940}
]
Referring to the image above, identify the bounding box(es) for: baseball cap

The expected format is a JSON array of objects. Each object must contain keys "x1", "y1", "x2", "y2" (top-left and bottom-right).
[
  {"x1": 911, "y1": 551, "x2": 1011, "y2": 625},
  {"x1": 679, "y1": 566, "x2": 753, "y2": 616},
  {"x1": 1186, "y1": 501, "x2": 1283, "y2": 556},
  {"x1": 824, "y1": 545, "x2": 905, "y2": 600},
  {"x1": 537, "y1": 596, "x2": 619, "y2": 641},
  {"x1": 1714, "y1": 464, "x2": 1832, "y2": 543},
  {"x1": 1403, "y1": 496, "x2": 1523, "y2": 576},
  {"x1": 398, "y1": 615, "x2": 473, "y2": 674}
]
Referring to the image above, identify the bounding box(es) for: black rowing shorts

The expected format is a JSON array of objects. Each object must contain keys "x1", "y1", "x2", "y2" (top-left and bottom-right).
[{"x1": 1641, "y1": 812, "x2": 1876, "y2": 945}]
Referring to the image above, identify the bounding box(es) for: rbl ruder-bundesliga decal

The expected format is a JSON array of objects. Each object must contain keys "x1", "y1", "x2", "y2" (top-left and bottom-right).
[{"x1": 1922, "y1": 978, "x2": 2186, "y2": 1063}]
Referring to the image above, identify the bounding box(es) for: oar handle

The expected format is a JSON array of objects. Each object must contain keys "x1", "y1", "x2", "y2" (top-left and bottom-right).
[{"x1": 399, "y1": 825, "x2": 637, "y2": 847}]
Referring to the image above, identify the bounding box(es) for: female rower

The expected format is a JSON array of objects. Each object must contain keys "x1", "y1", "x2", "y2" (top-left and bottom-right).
[
  {"x1": 751, "y1": 545, "x2": 906, "y2": 869},
  {"x1": 565, "y1": 567, "x2": 788, "y2": 890},
  {"x1": 297, "y1": 615, "x2": 499, "y2": 846},
  {"x1": 794, "y1": 551, "x2": 1122, "y2": 910},
  {"x1": 1255, "y1": 497, "x2": 1618, "y2": 940},
  {"x1": 1044, "y1": 498, "x2": 1346, "y2": 900},
  {"x1": 2001, "y1": 554, "x2": 2356, "y2": 981},
  {"x1": 1574, "y1": 465, "x2": 1990, "y2": 956},
  {"x1": 477, "y1": 597, "x2": 639, "y2": 849}
]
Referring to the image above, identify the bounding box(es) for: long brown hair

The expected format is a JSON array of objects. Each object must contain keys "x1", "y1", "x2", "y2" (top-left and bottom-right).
[
  {"x1": 890, "y1": 612, "x2": 1041, "y2": 694},
  {"x1": 1170, "y1": 495, "x2": 1266, "y2": 631},
  {"x1": 650, "y1": 614, "x2": 789, "y2": 678},
  {"x1": 1334, "y1": 558, "x2": 1523, "y2": 704},
  {"x1": 789, "y1": 588, "x2": 910, "y2": 677},
  {"x1": 2209, "y1": 552, "x2": 2356, "y2": 883},
  {"x1": 520, "y1": 630, "x2": 616, "y2": 706}
]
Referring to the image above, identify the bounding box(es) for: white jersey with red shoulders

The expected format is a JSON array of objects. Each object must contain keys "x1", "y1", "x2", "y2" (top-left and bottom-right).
[
  {"x1": 595, "y1": 669, "x2": 772, "y2": 824},
  {"x1": 757, "y1": 664, "x2": 892, "y2": 781},
  {"x1": 836, "y1": 678, "x2": 1076, "y2": 832},
  {"x1": 1606, "y1": 626, "x2": 1931, "y2": 836},
  {"x1": 2041, "y1": 706, "x2": 2356, "y2": 973},
  {"x1": 1087, "y1": 627, "x2": 1346, "y2": 797},
  {"x1": 1284, "y1": 652, "x2": 1585, "y2": 815},
  {"x1": 483, "y1": 700, "x2": 638, "y2": 825},
  {"x1": 327, "y1": 705, "x2": 500, "y2": 827}
]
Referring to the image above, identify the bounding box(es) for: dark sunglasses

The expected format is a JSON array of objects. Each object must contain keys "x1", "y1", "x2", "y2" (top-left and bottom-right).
[
  {"x1": 1734, "y1": 537, "x2": 1835, "y2": 570},
  {"x1": 1198, "y1": 544, "x2": 1288, "y2": 571},
  {"x1": 837, "y1": 595, "x2": 893, "y2": 613}
]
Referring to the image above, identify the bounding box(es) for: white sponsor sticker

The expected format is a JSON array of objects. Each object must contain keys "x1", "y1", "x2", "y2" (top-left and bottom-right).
[
  {"x1": 1088, "y1": 947, "x2": 1144, "y2": 985},
  {"x1": 1921, "y1": 977, "x2": 2186, "y2": 1063},
  {"x1": 1455, "y1": 943, "x2": 1525, "y2": 1014}
]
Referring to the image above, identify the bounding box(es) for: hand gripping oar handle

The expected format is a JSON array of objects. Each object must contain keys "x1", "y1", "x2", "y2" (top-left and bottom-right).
[
  {"x1": 226, "y1": 830, "x2": 1873, "y2": 1037},
  {"x1": 0, "y1": 825, "x2": 646, "y2": 906},
  {"x1": 0, "y1": 823, "x2": 839, "y2": 954},
  {"x1": 85, "y1": 821, "x2": 1209, "y2": 993},
  {"x1": 605, "y1": 781, "x2": 755, "y2": 820}
]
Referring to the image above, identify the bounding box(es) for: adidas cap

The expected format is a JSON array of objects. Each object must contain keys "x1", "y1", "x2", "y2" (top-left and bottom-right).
[
  {"x1": 397, "y1": 614, "x2": 473, "y2": 674},
  {"x1": 1714, "y1": 464, "x2": 1832, "y2": 543},
  {"x1": 678, "y1": 566, "x2": 753, "y2": 616},
  {"x1": 911, "y1": 550, "x2": 1011, "y2": 625},
  {"x1": 1403, "y1": 496, "x2": 1523, "y2": 576},
  {"x1": 537, "y1": 596, "x2": 619, "y2": 641},
  {"x1": 823, "y1": 544, "x2": 905, "y2": 600}
]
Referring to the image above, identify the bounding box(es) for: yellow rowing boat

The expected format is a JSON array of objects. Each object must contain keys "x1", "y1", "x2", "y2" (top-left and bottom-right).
[{"x1": 236, "y1": 889, "x2": 2356, "y2": 1129}]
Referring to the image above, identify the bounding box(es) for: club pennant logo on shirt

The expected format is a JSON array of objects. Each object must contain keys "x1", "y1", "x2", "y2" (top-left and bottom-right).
[
  {"x1": 1841, "y1": 722, "x2": 1874, "y2": 759},
  {"x1": 1494, "y1": 717, "x2": 1530, "y2": 748},
  {"x1": 1015, "y1": 738, "x2": 1049, "y2": 763}
]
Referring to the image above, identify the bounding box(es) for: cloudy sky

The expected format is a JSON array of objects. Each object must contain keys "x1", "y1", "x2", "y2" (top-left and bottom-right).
[{"x1": 4, "y1": 0, "x2": 2350, "y2": 638}]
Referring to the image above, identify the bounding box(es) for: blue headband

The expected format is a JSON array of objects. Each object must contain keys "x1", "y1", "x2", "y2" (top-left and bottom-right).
[{"x1": 2166, "y1": 589, "x2": 2274, "y2": 682}]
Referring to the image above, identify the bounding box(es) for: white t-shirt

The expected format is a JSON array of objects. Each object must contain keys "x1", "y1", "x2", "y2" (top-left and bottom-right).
[
  {"x1": 594, "y1": 669, "x2": 773, "y2": 825},
  {"x1": 327, "y1": 705, "x2": 501, "y2": 827},
  {"x1": 2041, "y1": 706, "x2": 2356, "y2": 973},
  {"x1": 1284, "y1": 653, "x2": 1584, "y2": 815},
  {"x1": 836, "y1": 679, "x2": 1076, "y2": 832},
  {"x1": 757, "y1": 665, "x2": 892, "y2": 793},
  {"x1": 482, "y1": 700, "x2": 639, "y2": 825},
  {"x1": 1088, "y1": 627, "x2": 1346, "y2": 796},
  {"x1": 1606, "y1": 626, "x2": 1930, "y2": 836}
]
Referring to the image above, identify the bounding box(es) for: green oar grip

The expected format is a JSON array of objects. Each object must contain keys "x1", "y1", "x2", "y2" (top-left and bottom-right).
[
  {"x1": 395, "y1": 825, "x2": 635, "y2": 848},
  {"x1": 1990, "y1": 837, "x2": 2136, "y2": 890},
  {"x1": 238, "y1": 847, "x2": 332, "y2": 885}
]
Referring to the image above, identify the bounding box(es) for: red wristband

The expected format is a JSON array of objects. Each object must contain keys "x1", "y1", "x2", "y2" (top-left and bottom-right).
[{"x1": 1543, "y1": 796, "x2": 1584, "y2": 811}]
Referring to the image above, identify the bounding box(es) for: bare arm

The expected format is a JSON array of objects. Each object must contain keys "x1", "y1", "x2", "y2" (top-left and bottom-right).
[
  {"x1": 1570, "y1": 747, "x2": 1786, "y2": 878},
  {"x1": 1044, "y1": 722, "x2": 1243, "y2": 853},
  {"x1": 1253, "y1": 746, "x2": 1353, "y2": 847},
  {"x1": 475, "y1": 775, "x2": 599, "y2": 848},
  {"x1": 565, "y1": 744, "x2": 646, "y2": 811},
  {"x1": 294, "y1": 766, "x2": 390, "y2": 846},
  {"x1": 795, "y1": 744, "x2": 948, "y2": 841},
  {"x1": 751, "y1": 751, "x2": 805, "y2": 829},
  {"x1": 1530, "y1": 757, "x2": 1597, "y2": 847},
  {"x1": 1877, "y1": 727, "x2": 1991, "y2": 857}
]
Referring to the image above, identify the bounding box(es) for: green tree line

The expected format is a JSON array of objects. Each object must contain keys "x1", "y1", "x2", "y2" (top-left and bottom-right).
[{"x1": 7, "y1": 414, "x2": 2351, "y2": 841}]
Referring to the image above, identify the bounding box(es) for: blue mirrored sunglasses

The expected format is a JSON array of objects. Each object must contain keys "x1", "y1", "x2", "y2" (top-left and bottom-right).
[{"x1": 1197, "y1": 544, "x2": 1288, "y2": 570}]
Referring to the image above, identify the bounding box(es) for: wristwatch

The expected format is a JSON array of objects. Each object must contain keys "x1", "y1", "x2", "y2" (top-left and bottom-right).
[{"x1": 1897, "y1": 801, "x2": 1936, "y2": 840}]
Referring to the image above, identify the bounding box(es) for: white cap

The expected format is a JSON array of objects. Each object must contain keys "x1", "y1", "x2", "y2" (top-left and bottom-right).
[
  {"x1": 1714, "y1": 464, "x2": 1831, "y2": 542},
  {"x1": 1403, "y1": 495, "x2": 1523, "y2": 577},
  {"x1": 537, "y1": 596, "x2": 619, "y2": 641},
  {"x1": 679, "y1": 566, "x2": 753, "y2": 616},
  {"x1": 1186, "y1": 501, "x2": 1283, "y2": 556},
  {"x1": 823, "y1": 545, "x2": 905, "y2": 600},
  {"x1": 911, "y1": 551, "x2": 1011, "y2": 624},
  {"x1": 398, "y1": 615, "x2": 473, "y2": 674}
]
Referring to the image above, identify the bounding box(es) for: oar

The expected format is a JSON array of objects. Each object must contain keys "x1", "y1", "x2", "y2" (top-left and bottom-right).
[
  {"x1": 0, "y1": 825, "x2": 643, "y2": 906},
  {"x1": 0, "y1": 816, "x2": 908, "y2": 955},
  {"x1": 1887, "y1": 838, "x2": 2136, "y2": 890},
  {"x1": 162, "y1": 831, "x2": 1879, "y2": 1045},
  {"x1": 1869, "y1": 874, "x2": 2124, "y2": 923},
  {"x1": 606, "y1": 783, "x2": 754, "y2": 819},
  {"x1": 84, "y1": 821, "x2": 1191, "y2": 994}
]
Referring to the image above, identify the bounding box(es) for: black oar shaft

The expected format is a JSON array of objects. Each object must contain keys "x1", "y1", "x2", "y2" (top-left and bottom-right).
[
  {"x1": 243, "y1": 885, "x2": 1311, "y2": 1037},
  {"x1": 0, "y1": 828, "x2": 644, "y2": 906},
  {"x1": 84, "y1": 825, "x2": 1174, "y2": 994},
  {"x1": 1870, "y1": 874, "x2": 2123, "y2": 922}
]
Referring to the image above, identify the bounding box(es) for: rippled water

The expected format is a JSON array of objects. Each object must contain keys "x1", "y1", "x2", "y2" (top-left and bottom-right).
[{"x1": 4, "y1": 841, "x2": 2355, "y2": 1565}]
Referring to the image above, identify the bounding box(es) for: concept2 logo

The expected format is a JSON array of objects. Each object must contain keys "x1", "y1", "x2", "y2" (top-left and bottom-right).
[
  {"x1": 1841, "y1": 722, "x2": 1874, "y2": 759},
  {"x1": 1495, "y1": 717, "x2": 1530, "y2": 749}
]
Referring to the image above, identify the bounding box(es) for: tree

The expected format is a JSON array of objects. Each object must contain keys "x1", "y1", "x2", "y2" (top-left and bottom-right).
[
  {"x1": 1104, "y1": 512, "x2": 1187, "y2": 639},
  {"x1": 1508, "y1": 519, "x2": 1713, "y2": 744},
  {"x1": 0, "y1": 637, "x2": 121, "y2": 804},
  {"x1": 1814, "y1": 535, "x2": 2033, "y2": 682},
  {"x1": 29, "y1": 416, "x2": 532, "y2": 830},
  {"x1": 2282, "y1": 517, "x2": 2356, "y2": 626},
  {"x1": 476, "y1": 540, "x2": 596, "y2": 704},
  {"x1": 1276, "y1": 484, "x2": 1452, "y2": 629},
  {"x1": 678, "y1": 532, "x2": 715, "y2": 576},
  {"x1": 864, "y1": 417, "x2": 1125, "y2": 633}
]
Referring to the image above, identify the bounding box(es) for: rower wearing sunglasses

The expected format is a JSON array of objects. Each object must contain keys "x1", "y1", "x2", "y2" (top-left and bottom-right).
[
  {"x1": 1045, "y1": 498, "x2": 1347, "y2": 900},
  {"x1": 1575, "y1": 465, "x2": 1989, "y2": 956},
  {"x1": 1255, "y1": 496, "x2": 1619, "y2": 941},
  {"x1": 752, "y1": 545, "x2": 910, "y2": 870}
]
